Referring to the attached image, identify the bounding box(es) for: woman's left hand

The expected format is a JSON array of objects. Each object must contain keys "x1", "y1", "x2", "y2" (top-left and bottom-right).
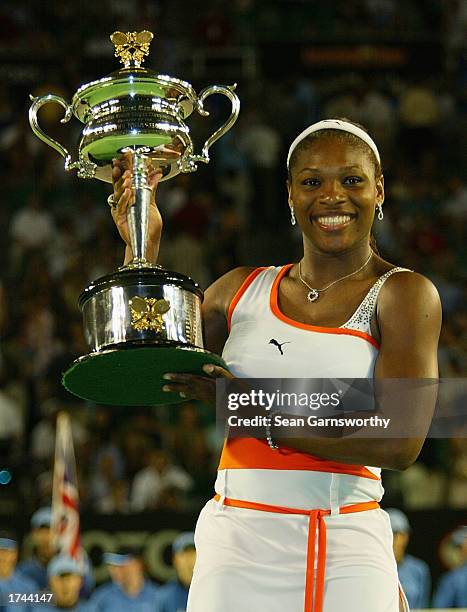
[{"x1": 162, "y1": 364, "x2": 235, "y2": 407}]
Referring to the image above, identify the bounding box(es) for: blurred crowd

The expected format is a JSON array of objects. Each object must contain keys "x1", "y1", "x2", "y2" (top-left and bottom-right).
[
  {"x1": 0, "y1": 0, "x2": 466, "y2": 531},
  {"x1": 0, "y1": 507, "x2": 196, "y2": 611}
]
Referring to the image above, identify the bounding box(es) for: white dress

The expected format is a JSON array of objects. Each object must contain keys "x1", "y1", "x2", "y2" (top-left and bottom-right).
[{"x1": 188, "y1": 264, "x2": 411, "y2": 612}]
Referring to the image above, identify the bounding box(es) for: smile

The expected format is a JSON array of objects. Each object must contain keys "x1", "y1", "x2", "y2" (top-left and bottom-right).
[{"x1": 311, "y1": 214, "x2": 356, "y2": 231}]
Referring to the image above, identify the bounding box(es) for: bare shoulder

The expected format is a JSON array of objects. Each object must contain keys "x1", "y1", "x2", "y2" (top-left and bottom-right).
[
  {"x1": 377, "y1": 269, "x2": 442, "y2": 335},
  {"x1": 379, "y1": 270, "x2": 441, "y2": 312},
  {"x1": 204, "y1": 266, "x2": 258, "y2": 316},
  {"x1": 374, "y1": 269, "x2": 442, "y2": 377}
]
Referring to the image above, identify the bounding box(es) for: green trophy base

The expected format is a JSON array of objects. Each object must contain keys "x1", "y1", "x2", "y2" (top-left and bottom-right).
[{"x1": 62, "y1": 344, "x2": 228, "y2": 406}]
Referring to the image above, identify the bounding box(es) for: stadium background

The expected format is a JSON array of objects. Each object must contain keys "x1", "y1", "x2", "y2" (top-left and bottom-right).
[{"x1": 0, "y1": 0, "x2": 465, "y2": 604}]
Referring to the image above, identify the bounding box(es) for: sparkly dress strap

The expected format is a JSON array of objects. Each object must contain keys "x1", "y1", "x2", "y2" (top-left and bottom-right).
[{"x1": 341, "y1": 267, "x2": 412, "y2": 333}]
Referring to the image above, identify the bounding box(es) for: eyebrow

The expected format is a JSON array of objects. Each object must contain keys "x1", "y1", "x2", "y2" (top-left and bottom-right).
[{"x1": 298, "y1": 165, "x2": 364, "y2": 174}]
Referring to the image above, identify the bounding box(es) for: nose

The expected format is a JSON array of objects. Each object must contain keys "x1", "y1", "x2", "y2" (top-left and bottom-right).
[{"x1": 318, "y1": 179, "x2": 346, "y2": 205}]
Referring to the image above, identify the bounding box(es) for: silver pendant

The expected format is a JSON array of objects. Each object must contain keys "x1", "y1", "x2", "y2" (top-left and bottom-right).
[{"x1": 307, "y1": 289, "x2": 319, "y2": 302}]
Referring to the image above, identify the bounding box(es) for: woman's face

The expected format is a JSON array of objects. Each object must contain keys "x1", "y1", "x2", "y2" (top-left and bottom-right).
[{"x1": 288, "y1": 136, "x2": 384, "y2": 254}]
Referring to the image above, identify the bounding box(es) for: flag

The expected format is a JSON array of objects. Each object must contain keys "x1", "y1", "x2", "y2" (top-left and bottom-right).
[{"x1": 51, "y1": 411, "x2": 82, "y2": 563}]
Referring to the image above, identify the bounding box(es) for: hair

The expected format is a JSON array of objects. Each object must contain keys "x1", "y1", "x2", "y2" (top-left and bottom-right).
[
  {"x1": 287, "y1": 118, "x2": 382, "y2": 254},
  {"x1": 287, "y1": 118, "x2": 382, "y2": 181}
]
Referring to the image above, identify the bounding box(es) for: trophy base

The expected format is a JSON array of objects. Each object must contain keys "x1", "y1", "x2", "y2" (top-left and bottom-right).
[{"x1": 62, "y1": 344, "x2": 228, "y2": 406}]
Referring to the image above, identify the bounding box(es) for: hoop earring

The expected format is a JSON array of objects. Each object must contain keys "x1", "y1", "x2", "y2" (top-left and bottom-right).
[
  {"x1": 377, "y1": 203, "x2": 384, "y2": 221},
  {"x1": 290, "y1": 206, "x2": 296, "y2": 226}
]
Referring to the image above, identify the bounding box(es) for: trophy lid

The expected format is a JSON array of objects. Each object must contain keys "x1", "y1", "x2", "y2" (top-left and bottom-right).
[{"x1": 72, "y1": 30, "x2": 197, "y2": 122}]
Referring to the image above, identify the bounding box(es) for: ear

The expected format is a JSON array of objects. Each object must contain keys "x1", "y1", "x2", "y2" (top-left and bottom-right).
[{"x1": 375, "y1": 174, "x2": 385, "y2": 206}]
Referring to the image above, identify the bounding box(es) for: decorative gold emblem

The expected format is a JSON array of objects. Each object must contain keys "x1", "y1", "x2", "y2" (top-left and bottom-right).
[
  {"x1": 130, "y1": 296, "x2": 170, "y2": 332},
  {"x1": 110, "y1": 31, "x2": 154, "y2": 68}
]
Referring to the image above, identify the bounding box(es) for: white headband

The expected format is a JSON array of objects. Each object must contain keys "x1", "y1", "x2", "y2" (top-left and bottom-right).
[{"x1": 287, "y1": 119, "x2": 381, "y2": 168}]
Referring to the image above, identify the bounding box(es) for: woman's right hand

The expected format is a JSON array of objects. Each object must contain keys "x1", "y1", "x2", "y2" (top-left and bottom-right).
[{"x1": 111, "y1": 151, "x2": 176, "y2": 263}]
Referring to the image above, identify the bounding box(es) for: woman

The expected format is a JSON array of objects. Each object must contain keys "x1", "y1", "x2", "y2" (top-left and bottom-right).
[{"x1": 111, "y1": 119, "x2": 441, "y2": 612}]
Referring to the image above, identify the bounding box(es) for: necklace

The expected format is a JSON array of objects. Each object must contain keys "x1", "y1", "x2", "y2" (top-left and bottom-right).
[{"x1": 298, "y1": 252, "x2": 373, "y2": 302}]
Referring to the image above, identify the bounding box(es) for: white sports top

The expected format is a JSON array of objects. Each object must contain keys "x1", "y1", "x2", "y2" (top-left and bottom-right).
[{"x1": 215, "y1": 264, "x2": 411, "y2": 510}]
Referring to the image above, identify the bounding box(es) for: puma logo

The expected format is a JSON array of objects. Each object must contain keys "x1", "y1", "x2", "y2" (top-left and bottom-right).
[{"x1": 269, "y1": 339, "x2": 291, "y2": 355}]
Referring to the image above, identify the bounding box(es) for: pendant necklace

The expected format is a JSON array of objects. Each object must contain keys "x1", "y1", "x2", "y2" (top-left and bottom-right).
[{"x1": 298, "y1": 252, "x2": 373, "y2": 303}]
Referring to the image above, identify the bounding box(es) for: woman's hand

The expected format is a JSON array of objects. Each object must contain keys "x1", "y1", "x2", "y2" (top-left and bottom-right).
[
  {"x1": 110, "y1": 149, "x2": 179, "y2": 263},
  {"x1": 162, "y1": 363, "x2": 235, "y2": 407}
]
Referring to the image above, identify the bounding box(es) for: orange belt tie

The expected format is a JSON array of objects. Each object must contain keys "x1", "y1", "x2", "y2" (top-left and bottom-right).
[{"x1": 213, "y1": 494, "x2": 379, "y2": 612}]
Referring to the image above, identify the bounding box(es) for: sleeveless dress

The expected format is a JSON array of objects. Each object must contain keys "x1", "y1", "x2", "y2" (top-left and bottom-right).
[{"x1": 187, "y1": 264, "x2": 411, "y2": 612}]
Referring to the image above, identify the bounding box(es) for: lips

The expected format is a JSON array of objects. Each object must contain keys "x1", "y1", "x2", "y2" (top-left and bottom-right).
[{"x1": 310, "y1": 213, "x2": 357, "y2": 232}]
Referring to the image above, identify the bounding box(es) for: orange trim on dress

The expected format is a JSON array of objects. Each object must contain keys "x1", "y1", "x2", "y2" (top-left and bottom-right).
[
  {"x1": 213, "y1": 494, "x2": 380, "y2": 612},
  {"x1": 218, "y1": 438, "x2": 380, "y2": 481},
  {"x1": 227, "y1": 267, "x2": 267, "y2": 332},
  {"x1": 270, "y1": 264, "x2": 381, "y2": 350}
]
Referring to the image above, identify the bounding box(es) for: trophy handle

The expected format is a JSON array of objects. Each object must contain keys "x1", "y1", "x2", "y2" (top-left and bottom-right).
[
  {"x1": 180, "y1": 84, "x2": 240, "y2": 172},
  {"x1": 28, "y1": 94, "x2": 97, "y2": 178}
]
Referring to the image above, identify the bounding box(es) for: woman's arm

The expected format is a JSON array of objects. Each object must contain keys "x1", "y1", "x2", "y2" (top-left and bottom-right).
[
  {"x1": 275, "y1": 272, "x2": 442, "y2": 470},
  {"x1": 111, "y1": 154, "x2": 165, "y2": 265},
  {"x1": 202, "y1": 266, "x2": 255, "y2": 354}
]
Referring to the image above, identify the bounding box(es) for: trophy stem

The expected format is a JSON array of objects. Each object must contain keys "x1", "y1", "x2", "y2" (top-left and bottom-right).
[{"x1": 126, "y1": 150, "x2": 152, "y2": 267}]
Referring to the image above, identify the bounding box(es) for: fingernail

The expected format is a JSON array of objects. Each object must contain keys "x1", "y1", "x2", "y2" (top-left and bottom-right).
[
  {"x1": 162, "y1": 385, "x2": 171, "y2": 392},
  {"x1": 203, "y1": 364, "x2": 214, "y2": 374},
  {"x1": 163, "y1": 374, "x2": 173, "y2": 380}
]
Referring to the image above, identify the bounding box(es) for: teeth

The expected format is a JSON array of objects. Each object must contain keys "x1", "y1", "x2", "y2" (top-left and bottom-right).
[{"x1": 316, "y1": 215, "x2": 352, "y2": 225}]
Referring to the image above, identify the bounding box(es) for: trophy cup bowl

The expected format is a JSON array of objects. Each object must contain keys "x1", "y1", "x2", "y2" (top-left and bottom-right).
[{"x1": 28, "y1": 31, "x2": 240, "y2": 406}]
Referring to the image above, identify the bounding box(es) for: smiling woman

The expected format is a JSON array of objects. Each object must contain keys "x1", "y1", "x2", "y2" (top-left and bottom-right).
[
  {"x1": 287, "y1": 118, "x2": 384, "y2": 260},
  {"x1": 111, "y1": 118, "x2": 442, "y2": 612}
]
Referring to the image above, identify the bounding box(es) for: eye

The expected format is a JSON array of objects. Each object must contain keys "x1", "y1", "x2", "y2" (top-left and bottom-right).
[
  {"x1": 343, "y1": 176, "x2": 364, "y2": 185},
  {"x1": 301, "y1": 177, "x2": 320, "y2": 187}
]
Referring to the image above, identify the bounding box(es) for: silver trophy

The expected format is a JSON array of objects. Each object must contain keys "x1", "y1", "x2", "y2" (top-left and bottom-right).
[{"x1": 28, "y1": 31, "x2": 240, "y2": 405}]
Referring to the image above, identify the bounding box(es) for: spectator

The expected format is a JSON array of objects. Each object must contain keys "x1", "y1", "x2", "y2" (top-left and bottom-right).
[
  {"x1": 30, "y1": 403, "x2": 87, "y2": 466},
  {"x1": 160, "y1": 232, "x2": 210, "y2": 290},
  {"x1": 96, "y1": 480, "x2": 131, "y2": 515},
  {"x1": 130, "y1": 448, "x2": 193, "y2": 512},
  {"x1": 447, "y1": 439, "x2": 467, "y2": 508},
  {"x1": 16, "y1": 507, "x2": 93, "y2": 597},
  {"x1": 433, "y1": 526, "x2": 467, "y2": 608},
  {"x1": 170, "y1": 404, "x2": 213, "y2": 504},
  {"x1": 17, "y1": 507, "x2": 55, "y2": 590},
  {"x1": 217, "y1": 167, "x2": 252, "y2": 227},
  {"x1": 398, "y1": 78, "x2": 440, "y2": 164},
  {"x1": 359, "y1": 86, "x2": 396, "y2": 158},
  {"x1": 386, "y1": 508, "x2": 431, "y2": 610},
  {"x1": 0, "y1": 530, "x2": 36, "y2": 612},
  {"x1": 238, "y1": 111, "x2": 282, "y2": 227},
  {"x1": 398, "y1": 444, "x2": 448, "y2": 510},
  {"x1": 9, "y1": 194, "x2": 55, "y2": 270},
  {"x1": 89, "y1": 451, "x2": 123, "y2": 512},
  {"x1": 89, "y1": 546, "x2": 160, "y2": 611},
  {"x1": 0, "y1": 374, "x2": 23, "y2": 459},
  {"x1": 155, "y1": 532, "x2": 196, "y2": 612},
  {"x1": 32, "y1": 555, "x2": 87, "y2": 611},
  {"x1": 442, "y1": 176, "x2": 467, "y2": 221}
]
